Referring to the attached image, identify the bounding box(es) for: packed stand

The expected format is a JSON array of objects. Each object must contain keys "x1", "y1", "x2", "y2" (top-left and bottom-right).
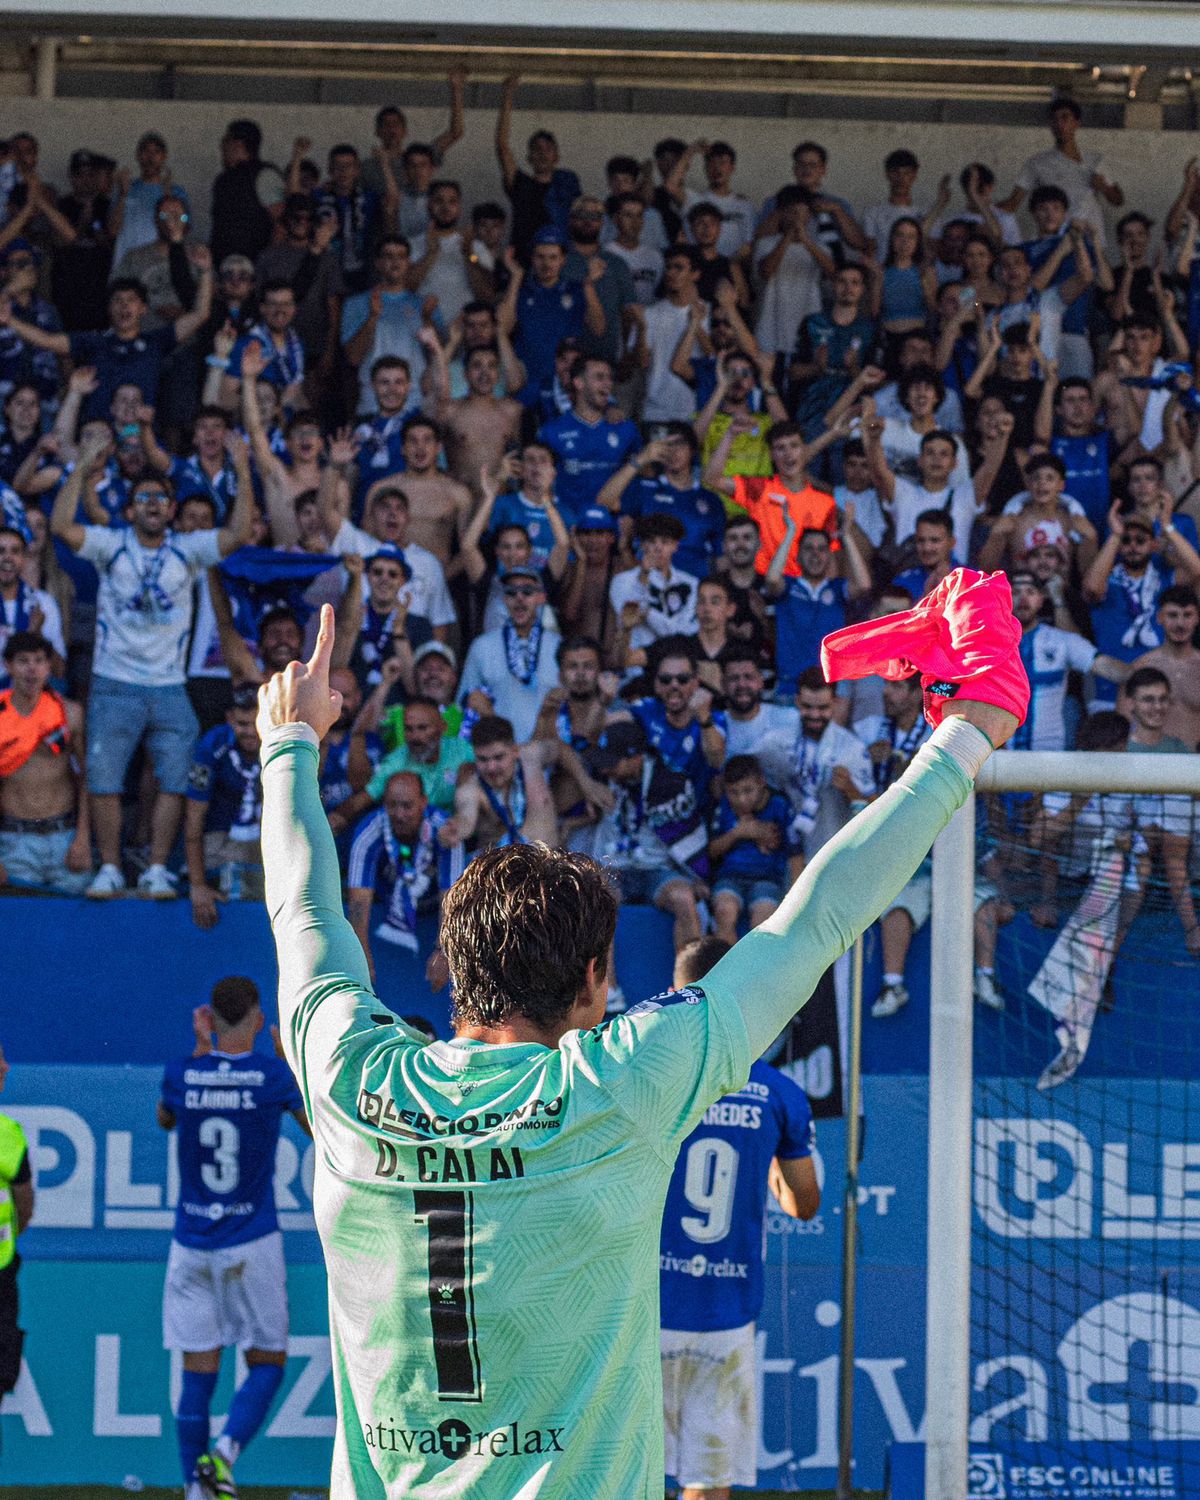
[{"x1": 1, "y1": 83, "x2": 1199, "y2": 1016}]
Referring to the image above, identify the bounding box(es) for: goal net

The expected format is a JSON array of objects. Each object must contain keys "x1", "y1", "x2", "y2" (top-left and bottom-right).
[{"x1": 924, "y1": 748, "x2": 1200, "y2": 1500}]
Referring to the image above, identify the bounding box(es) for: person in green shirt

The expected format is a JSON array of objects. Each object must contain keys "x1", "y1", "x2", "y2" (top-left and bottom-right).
[
  {"x1": 367, "y1": 697, "x2": 476, "y2": 812},
  {"x1": 257, "y1": 604, "x2": 1018, "y2": 1499}
]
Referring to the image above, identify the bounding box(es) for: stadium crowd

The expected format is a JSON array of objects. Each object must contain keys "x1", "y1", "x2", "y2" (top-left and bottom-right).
[{"x1": 3, "y1": 77, "x2": 1200, "y2": 1021}]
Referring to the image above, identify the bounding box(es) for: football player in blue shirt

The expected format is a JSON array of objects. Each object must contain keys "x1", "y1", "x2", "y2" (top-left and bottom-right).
[
  {"x1": 536, "y1": 355, "x2": 640, "y2": 524},
  {"x1": 158, "y1": 976, "x2": 309, "y2": 1500},
  {"x1": 598, "y1": 420, "x2": 726, "y2": 580},
  {"x1": 659, "y1": 936, "x2": 819, "y2": 1500}
]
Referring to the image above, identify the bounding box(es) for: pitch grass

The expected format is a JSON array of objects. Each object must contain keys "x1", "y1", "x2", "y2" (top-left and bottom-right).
[{"x1": 0, "y1": 1489, "x2": 886, "y2": 1499}]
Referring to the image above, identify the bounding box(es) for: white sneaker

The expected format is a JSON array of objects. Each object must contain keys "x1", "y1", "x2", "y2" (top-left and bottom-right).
[
  {"x1": 1037, "y1": 1042, "x2": 1083, "y2": 1092},
  {"x1": 974, "y1": 970, "x2": 1004, "y2": 1011},
  {"x1": 137, "y1": 864, "x2": 178, "y2": 900},
  {"x1": 86, "y1": 862, "x2": 126, "y2": 899},
  {"x1": 871, "y1": 981, "x2": 909, "y2": 1019}
]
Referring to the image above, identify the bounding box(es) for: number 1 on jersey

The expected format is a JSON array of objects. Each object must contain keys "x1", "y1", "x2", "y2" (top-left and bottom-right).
[{"x1": 413, "y1": 1190, "x2": 484, "y2": 1403}]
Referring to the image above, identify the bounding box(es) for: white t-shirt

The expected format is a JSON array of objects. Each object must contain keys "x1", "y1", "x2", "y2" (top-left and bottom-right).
[
  {"x1": 458, "y1": 623, "x2": 562, "y2": 743},
  {"x1": 889, "y1": 477, "x2": 979, "y2": 564},
  {"x1": 683, "y1": 189, "x2": 756, "y2": 257},
  {"x1": 0, "y1": 586, "x2": 64, "y2": 664},
  {"x1": 1017, "y1": 147, "x2": 1113, "y2": 245},
  {"x1": 881, "y1": 417, "x2": 972, "y2": 490},
  {"x1": 609, "y1": 565, "x2": 700, "y2": 653},
  {"x1": 835, "y1": 484, "x2": 887, "y2": 549},
  {"x1": 754, "y1": 236, "x2": 823, "y2": 355},
  {"x1": 874, "y1": 382, "x2": 964, "y2": 434},
  {"x1": 788, "y1": 721, "x2": 875, "y2": 860},
  {"x1": 997, "y1": 287, "x2": 1064, "y2": 364},
  {"x1": 606, "y1": 241, "x2": 665, "y2": 307},
  {"x1": 641, "y1": 299, "x2": 701, "y2": 421},
  {"x1": 1041, "y1": 790, "x2": 1145, "y2": 879},
  {"x1": 332, "y1": 519, "x2": 456, "y2": 628},
  {"x1": 725, "y1": 702, "x2": 800, "y2": 792},
  {"x1": 601, "y1": 207, "x2": 670, "y2": 255},
  {"x1": 79, "y1": 525, "x2": 222, "y2": 687},
  {"x1": 407, "y1": 231, "x2": 474, "y2": 325},
  {"x1": 861, "y1": 201, "x2": 929, "y2": 255},
  {"x1": 1017, "y1": 623, "x2": 1097, "y2": 751}
]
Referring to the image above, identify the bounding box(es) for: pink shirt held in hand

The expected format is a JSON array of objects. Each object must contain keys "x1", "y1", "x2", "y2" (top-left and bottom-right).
[{"x1": 820, "y1": 568, "x2": 1030, "y2": 730}]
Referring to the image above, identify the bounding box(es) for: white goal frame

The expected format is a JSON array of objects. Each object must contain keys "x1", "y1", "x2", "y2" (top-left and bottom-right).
[{"x1": 923, "y1": 749, "x2": 1200, "y2": 1500}]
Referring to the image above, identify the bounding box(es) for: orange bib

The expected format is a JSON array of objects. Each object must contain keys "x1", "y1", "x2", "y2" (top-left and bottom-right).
[{"x1": 0, "y1": 688, "x2": 69, "y2": 778}]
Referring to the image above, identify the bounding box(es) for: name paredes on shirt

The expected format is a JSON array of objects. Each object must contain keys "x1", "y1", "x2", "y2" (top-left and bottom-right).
[{"x1": 700, "y1": 1100, "x2": 764, "y2": 1129}]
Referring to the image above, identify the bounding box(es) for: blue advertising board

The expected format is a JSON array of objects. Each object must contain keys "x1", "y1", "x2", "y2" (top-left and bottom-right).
[{"x1": 4, "y1": 1069, "x2": 1200, "y2": 1487}]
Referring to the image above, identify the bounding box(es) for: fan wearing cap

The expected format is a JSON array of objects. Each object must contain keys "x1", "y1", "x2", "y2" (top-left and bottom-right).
[
  {"x1": 598, "y1": 420, "x2": 726, "y2": 581},
  {"x1": 324, "y1": 484, "x2": 457, "y2": 644},
  {"x1": 184, "y1": 682, "x2": 265, "y2": 929},
  {"x1": 1084, "y1": 500, "x2": 1200, "y2": 702},
  {"x1": 365, "y1": 640, "x2": 471, "y2": 755},
  {"x1": 338, "y1": 542, "x2": 426, "y2": 693},
  {"x1": 1008, "y1": 569, "x2": 1128, "y2": 751},
  {"x1": 458, "y1": 562, "x2": 562, "y2": 742},
  {"x1": 559, "y1": 505, "x2": 623, "y2": 651},
  {"x1": 499, "y1": 225, "x2": 605, "y2": 404},
  {"x1": 610, "y1": 513, "x2": 700, "y2": 670}
]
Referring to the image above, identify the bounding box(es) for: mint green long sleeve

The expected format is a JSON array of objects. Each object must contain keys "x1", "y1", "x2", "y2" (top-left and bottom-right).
[
  {"x1": 703, "y1": 738, "x2": 973, "y2": 1061},
  {"x1": 260, "y1": 726, "x2": 386, "y2": 1112}
]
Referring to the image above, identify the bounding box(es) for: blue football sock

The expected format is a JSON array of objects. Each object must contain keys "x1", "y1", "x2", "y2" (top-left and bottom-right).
[
  {"x1": 176, "y1": 1368, "x2": 218, "y2": 1482},
  {"x1": 222, "y1": 1361, "x2": 285, "y2": 1455}
]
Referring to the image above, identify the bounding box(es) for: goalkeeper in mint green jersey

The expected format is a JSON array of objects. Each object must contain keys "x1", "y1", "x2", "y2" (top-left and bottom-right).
[{"x1": 257, "y1": 601, "x2": 1022, "y2": 1500}]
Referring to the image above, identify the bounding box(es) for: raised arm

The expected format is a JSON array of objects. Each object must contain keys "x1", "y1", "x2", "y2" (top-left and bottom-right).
[
  {"x1": 1082, "y1": 503, "x2": 1124, "y2": 602},
  {"x1": 257, "y1": 608, "x2": 379, "y2": 1093},
  {"x1": 860, "y1": 397, "x2": 896, "y2": 504},
  {"x1": 173, "y1": 245, "x2": 214, "y2": 344},
  {"x1": 0, "y1": 294, "x2": 70, "y2": 356},
  {"x1": 216, "y1": 433, "x2": 257, "y2": 556},
  {"x1": 494, "y1": 75, "x2": 521, "y2": 191},
  {"x1": 704, "y1": 708, "x2": 1014, "y2": 1058},
  {"x1": 433, "y1": 65, "x2": 468, "y2": 160},
  {"x1": 51, "y1": 432, "x2": 107, "y2": 551}
]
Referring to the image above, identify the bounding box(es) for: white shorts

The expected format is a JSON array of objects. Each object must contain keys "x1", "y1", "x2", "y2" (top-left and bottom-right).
[
  {"x1": 883, "y1": 873, "x2": 998, "y2": 930},
  {"x1": 661, "y1": 1321, "x2": 757, "y2": 1490},
  {"x1": 163, "y1": 1230, "x2": 289, "y2": 1353}
]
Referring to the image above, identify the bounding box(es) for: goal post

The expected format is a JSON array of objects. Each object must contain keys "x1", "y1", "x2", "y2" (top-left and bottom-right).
[{"x1": 923, "y1": 750, "x2": 1200, "y2": 1500}]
